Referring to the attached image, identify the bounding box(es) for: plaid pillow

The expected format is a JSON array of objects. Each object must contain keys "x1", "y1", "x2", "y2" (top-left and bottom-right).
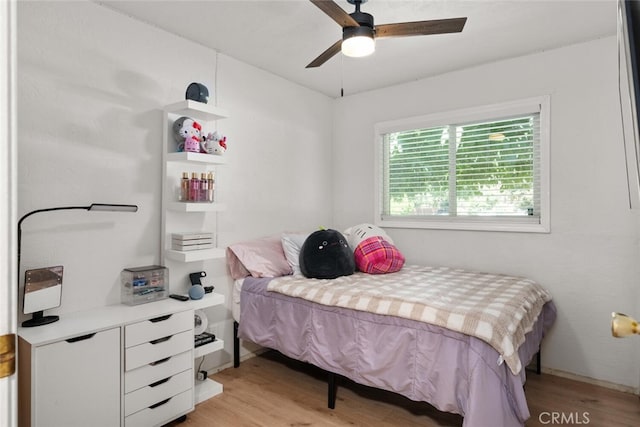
[{"x1": 354, "y1": 236, "x2": 405, "y2": 274}]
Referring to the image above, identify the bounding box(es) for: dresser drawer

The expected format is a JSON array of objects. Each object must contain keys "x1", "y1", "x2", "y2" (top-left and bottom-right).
[
  {"x1": 125, "y1": 310, "x2": 192, "y2": 348},
  {"x1": 125, "y1": 330, "x2": 193, "y2": 371},
  {"x1": 125, "y1": 388, "x2": 193, "y2": 427},
  {"x1": 125, "y1": 350, "x2": 192, "y2": 394},
  {"x1": 125, "y1": 368, "x2": 192, "y2": 416}
]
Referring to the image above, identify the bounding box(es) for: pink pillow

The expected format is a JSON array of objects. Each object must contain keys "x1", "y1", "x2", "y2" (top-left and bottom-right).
[
  {"x1": 226, "y1": 235, "x2": 292, "y2": 279},
  {"x1": 354, "y1": 236, "x2": 405, "y2": 274}
]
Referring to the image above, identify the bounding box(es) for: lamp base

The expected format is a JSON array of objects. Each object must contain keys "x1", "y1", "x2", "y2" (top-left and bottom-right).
[{"x1": 22, "y1": 311, "x2": 59, "y2": 328}]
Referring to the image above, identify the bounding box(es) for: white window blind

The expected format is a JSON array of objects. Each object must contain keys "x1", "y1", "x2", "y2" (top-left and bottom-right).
[{"x1": 376, "y1": 97, "x2": 549, "y2": 232}]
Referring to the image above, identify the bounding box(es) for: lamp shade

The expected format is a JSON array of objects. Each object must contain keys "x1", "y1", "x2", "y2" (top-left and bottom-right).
[
  {"x1": 18, "y1": 203, "x2": 139, "y2": 265},
  {"x1": 611, "y1": 312, "x2": 639, "y2": 337},
  {"x1": 342, "y1": 26, "x2": 375, "y2": 58},
  {"x1": 88, "y1": 203, "x2": 138, "y2": 212}
]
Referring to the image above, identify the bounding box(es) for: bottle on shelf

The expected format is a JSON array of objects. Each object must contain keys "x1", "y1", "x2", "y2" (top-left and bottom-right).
[
  {"x1": 200, "y1": 173, "x2": 208, "y2": 202},
  {"x1": 177, "y1": 171, "x2": 218, "y2": 203},
  {"x1": 190, "y1": 172, "x2": 200, "y2": 202},
  {"x1": 208, "y1": 172, "x2": 215, "y2": 202},
  {"x1": 181, "y1": 172, "x2": 189, "y2": 201}
]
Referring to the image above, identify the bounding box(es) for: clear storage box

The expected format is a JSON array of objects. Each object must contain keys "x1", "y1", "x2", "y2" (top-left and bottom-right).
[{"x1": 121, "y1": 265, "x2": 169, "y2": 305}]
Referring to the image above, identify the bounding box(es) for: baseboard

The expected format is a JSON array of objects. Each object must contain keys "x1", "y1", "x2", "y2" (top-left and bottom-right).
[{"x1": 542, "y1": 367, "x2": 639, "y2": 395}]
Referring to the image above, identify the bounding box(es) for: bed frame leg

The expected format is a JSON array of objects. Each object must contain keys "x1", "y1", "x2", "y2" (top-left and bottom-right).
[
  {"x1": 233, "y1": 321, "x2": 240, "y2": 368},
  {"x1": 536, "y1": 348, "x2": 541, "y2": 375},
  {"x1": 327, "y1": 371, "x2": 337, "y2": 409}
]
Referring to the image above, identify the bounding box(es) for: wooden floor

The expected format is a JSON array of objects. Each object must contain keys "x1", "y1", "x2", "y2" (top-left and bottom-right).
[{"x1": 174, "y1": 351, "x2": 640, "y2": 427}]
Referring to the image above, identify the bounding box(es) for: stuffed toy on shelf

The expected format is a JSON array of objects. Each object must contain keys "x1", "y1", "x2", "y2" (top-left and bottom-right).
[
  {"x1": 172, "y1": 116, "x2": 203, "y2": 152},
  {"x1": 202, "y1": 131, "x2": 227, "y2": 155}
]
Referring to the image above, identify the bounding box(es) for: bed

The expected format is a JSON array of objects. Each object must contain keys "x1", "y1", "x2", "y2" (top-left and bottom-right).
[{"x1": 227, "y1": 234, "x2": 556, "y2": 427}]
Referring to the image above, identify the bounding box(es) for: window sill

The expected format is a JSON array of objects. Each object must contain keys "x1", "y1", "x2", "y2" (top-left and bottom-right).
[{"x1": 377, "y1": 217, "x2": 550, "y2": 233}]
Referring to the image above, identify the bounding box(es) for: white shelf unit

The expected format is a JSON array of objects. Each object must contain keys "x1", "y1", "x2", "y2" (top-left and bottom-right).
[
  {"x1": 194, "y1": 378, "x2": 223, "y2": 405},
  {"x1": 167, "y1": 202, "x2": 227, "y2": 213},
  {"x1": 161, "y1": 99, "x2": 229, "y2": 264},
  {"x1": 166, "y1": 151, "x2": 227, "y2": 165},
  {"x1": 161, "y1": 100, "x2": 229, "y2": 408},
  {"x1": 164, "y1": 248, "x2": 226, "y2": 263},
  {"x1": 194, "y1": 339, "x2": 224, "y2": 359},
  {"x1": 164, "y1": 100, "x2": 229, "y2": 122},
  {"x1": 189, "y1": 292, "x2": 224, "y2": 310},
  {"x1": 191, "y1": 296, "x2": 225, "y2": 404}
]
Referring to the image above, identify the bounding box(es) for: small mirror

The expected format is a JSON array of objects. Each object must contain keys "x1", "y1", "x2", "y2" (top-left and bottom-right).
[{"x1": 22, "y1": 266, "x2": 63, "y2": 327}]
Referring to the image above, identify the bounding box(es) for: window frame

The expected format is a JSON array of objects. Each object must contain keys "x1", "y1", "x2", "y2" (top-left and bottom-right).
[{"x1": 374, "y1": 96, "x2": 551, "y2": 233}]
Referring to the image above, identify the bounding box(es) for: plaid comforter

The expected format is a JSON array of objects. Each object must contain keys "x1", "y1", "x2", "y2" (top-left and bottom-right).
[{"x1": 267, "y1": 264, "x2": 552, "y2": 374}]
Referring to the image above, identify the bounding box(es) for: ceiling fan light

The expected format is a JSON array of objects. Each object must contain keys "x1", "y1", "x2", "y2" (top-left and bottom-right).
[{"x1": 342, "y1": 26, "x2": 375, "y2": 58}]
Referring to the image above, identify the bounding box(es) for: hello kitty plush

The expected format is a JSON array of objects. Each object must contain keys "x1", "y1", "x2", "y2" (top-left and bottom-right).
[
  {"x1": 342, "y1": 223, "x2": 394, "y2": 250},
  {"x1": 172, "y1": 116, "x2": 203, "y2": 152},
  {"x1": 202, "y1": 131, "x2": 227, "y2": 155}
]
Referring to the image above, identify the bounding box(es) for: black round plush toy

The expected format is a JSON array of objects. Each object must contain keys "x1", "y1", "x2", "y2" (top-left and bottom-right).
[{"x1": 299, "y1": 229, "x2": 355, "y2": 279}]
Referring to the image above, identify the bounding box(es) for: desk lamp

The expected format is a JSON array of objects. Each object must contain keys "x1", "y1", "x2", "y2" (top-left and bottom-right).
[{"x1": 18, "y1": 203, "x2": 138, "y2": 327}]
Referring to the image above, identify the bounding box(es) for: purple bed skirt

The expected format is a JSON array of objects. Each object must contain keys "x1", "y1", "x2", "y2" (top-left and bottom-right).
[{"x1": 238, "y1": 276, "x2": 556, "y2": 427}]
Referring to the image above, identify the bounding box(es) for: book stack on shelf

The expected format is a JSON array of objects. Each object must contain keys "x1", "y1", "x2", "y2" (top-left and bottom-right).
[
  {"x1": 172, "y1": 232, "x2": 213, "y2": 251},
  {"x1": 195, "y1": 332, "x2": 216, "y2": 348}
]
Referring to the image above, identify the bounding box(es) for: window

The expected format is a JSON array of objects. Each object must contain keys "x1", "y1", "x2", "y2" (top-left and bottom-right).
[{"x1": 375, "y1": 97, "x2": 550, "y2": 232}]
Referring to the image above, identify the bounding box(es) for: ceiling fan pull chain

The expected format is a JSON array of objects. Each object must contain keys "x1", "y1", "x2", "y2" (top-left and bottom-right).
[{"x1": 340, "y1": 54, "x2": 344, "y2": 97}]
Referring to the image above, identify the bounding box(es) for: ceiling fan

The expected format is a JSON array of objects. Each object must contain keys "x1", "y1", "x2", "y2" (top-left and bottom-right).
[{"x1": 307, "y1": 0, "x2": 467, "y2": 68}]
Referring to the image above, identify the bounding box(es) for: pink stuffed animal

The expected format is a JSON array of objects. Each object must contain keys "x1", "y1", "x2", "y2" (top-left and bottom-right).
[{"x1": 172, "y1": 116, "x2": 203, "y2": 152}]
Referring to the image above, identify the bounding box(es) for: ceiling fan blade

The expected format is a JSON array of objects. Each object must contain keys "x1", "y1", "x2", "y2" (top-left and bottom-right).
[
  {"x1": 310, "y1": 0, "x2": 359, "y2": 27},
  {"x1": 375, "y1": 17, "x2": 467, "y2": 38},
  {"x1": 306, "y1": 39, "x2": 342, "y2": 68}
]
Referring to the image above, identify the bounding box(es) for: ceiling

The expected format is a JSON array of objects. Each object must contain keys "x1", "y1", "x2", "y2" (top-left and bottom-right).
[{"x1": 97, "y1": 0, "x2": 617, "y2": 98}]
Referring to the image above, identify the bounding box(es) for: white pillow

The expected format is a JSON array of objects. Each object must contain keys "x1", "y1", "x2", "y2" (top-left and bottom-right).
[
  {"x1": 281, "y1": 232, "x2": 310, "y2": 275},
  {"x1": 343, "y1": 223, "x2": 393, "y2": 250}
]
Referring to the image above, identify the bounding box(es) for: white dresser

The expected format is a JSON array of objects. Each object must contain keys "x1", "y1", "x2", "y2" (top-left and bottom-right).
[{"x1": 18, "y1": 293, "x2": 224, "y2": 427}]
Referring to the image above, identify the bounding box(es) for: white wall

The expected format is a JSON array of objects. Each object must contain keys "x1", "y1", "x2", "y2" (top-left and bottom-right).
[
  {"x1": 17, "y1": 0, "x2": 333, "y2": 369},
  {"x1": 332, "y1": 36, "x2": 640, "y2": 389}
]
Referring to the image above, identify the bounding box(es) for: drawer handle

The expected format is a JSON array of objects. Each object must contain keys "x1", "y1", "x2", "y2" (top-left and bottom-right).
[
  {"x1": 149, "y1": 376, "x2": 170, "y2": 388},
  {"x1": 150, "y1": 357, "x2": 171, "y2": 366},
  {"x1": 149, "y1": 314, "x2": 172, "y2": 323},
  {"x1": 149, "y1": 397, "x2": 171, "y2": 409},
  {"x1": 66, "y1": 333, "x2": 96, "y2": 343},
  {"x1": 149, "y1": 335, "x2": 172, "y2": 345}
]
